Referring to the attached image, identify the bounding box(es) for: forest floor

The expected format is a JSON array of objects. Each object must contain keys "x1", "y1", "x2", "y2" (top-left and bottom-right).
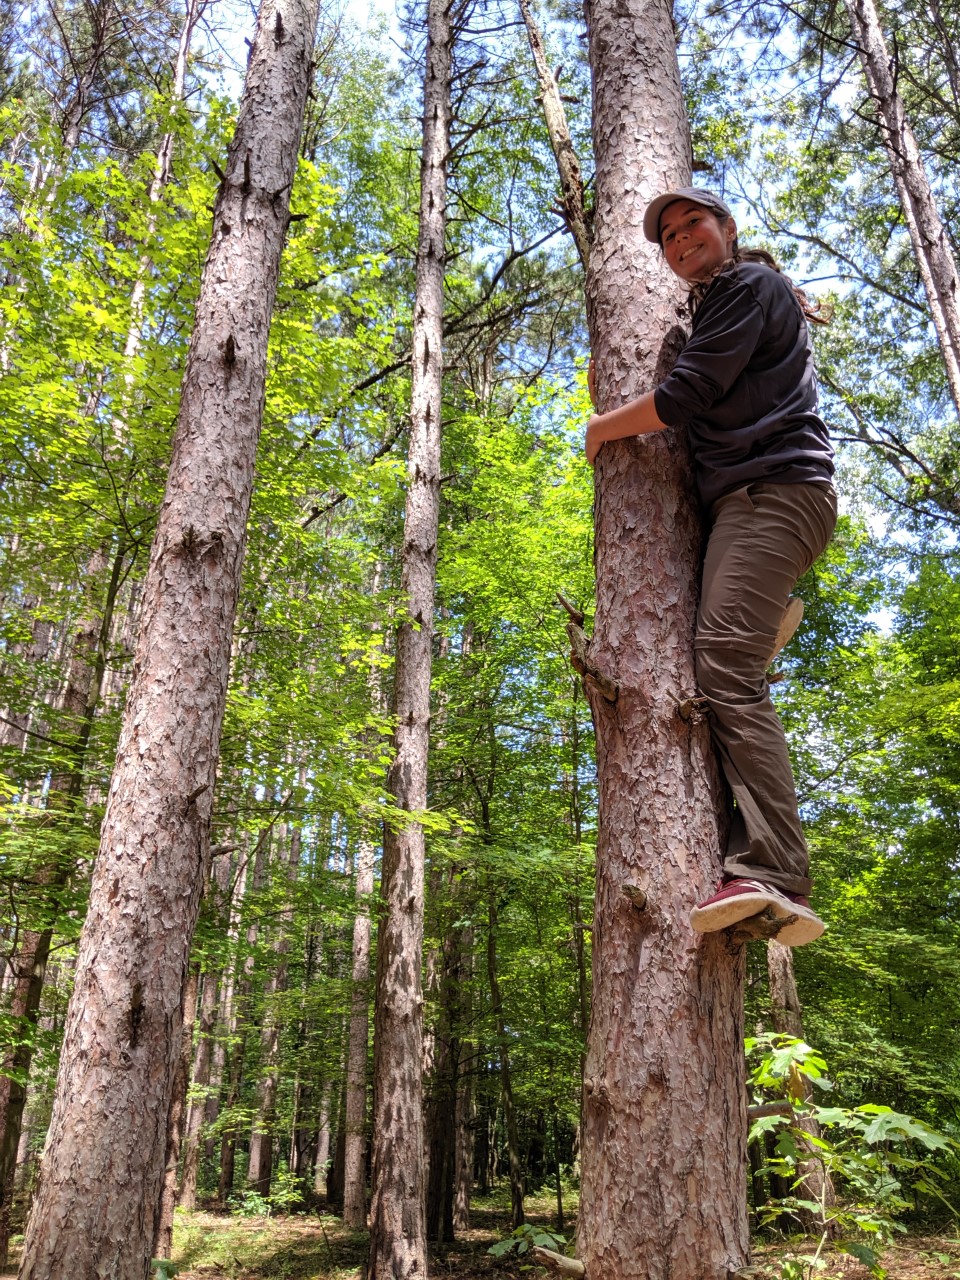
[
  {"x1": 4, "y1": 1194, "x2": 958, "y2": 1278},
  {"x1": 171, "y1": 1193, "x2": 960, "y2": 1280}
]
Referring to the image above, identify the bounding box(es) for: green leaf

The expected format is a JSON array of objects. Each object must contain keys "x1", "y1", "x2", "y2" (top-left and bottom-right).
[{"x1": 837, "y1": 1241, "x2": 885, "y2": 1278}]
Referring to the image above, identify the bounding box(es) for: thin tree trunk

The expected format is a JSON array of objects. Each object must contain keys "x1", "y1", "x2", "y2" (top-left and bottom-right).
[
  {"x1": 342, "y1": 828, "x2": 376, "y2": 1227},
  {"x1": 366, "y1": 0, "x2": 452, "y2": 1271},
  {"x1": 179, "y1": 965, "x2": 219, "y2": 1210},
  {"x1": 0, "y1": 542, "x2": 127, "y2": 1268},
  {"x1": 767, "y1": 941, "x2": 836, "y2": 1232},
  {"x1": 248, "y1": 816, "x2": 302, "y2": 1196},
  {"x1": 518, "y1": 0, "x2": 590, "y2": 267},
  {"x1": 0, "y1": 607, "x2": 52, "y2": 752},
  {"x1": 576, "y1": 0, "x2": 749, "y2": 1272},
  {"x1": 845, "y1": 0, "x2": 960, "y2": 414},
  {"x1": 219, "y1": 831, "x2": 269, "y2": 1203},
  {"x1": 425, "y1": 894, "x2": 464, "y2": 1244},
  {"x1": 314, "y1": 1080, "x2": 333, "y2": 1196},
  {"x1": 17, "y1": 0, "x2": 320, "y2": 1269},
  {"x1": 154, "y1": 968, "x2": 199, "y2": 1258},
  {"x1": 453, "y1": 1043, "x2": 474, "y2": 1233},
  {"x1": 487, "y1": 895, "x2": 524, "y2": 1230}
]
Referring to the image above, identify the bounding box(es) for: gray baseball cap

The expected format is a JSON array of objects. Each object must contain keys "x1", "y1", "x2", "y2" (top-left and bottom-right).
[{"x1": 643, "y1": 187, "x2": 734, "y2": 243}]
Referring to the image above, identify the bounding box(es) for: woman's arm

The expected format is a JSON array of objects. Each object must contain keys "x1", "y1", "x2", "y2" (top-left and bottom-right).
[{"x1": 585, "y1": 391, "x2": 668, "y2": 465}]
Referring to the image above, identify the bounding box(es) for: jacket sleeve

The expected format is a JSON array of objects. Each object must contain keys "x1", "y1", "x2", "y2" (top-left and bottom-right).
[{"x1": 653, "y1": 276, "x2": 765, "y2": 426}]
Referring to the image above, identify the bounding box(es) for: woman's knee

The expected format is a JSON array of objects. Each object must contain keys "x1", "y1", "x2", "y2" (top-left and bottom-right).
[{"x1": 696, "y1": 644, "x2": 765, "y2": 702}]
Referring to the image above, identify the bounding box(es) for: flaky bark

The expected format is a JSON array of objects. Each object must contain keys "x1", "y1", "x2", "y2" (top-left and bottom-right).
[
  {"x1": 845, "y1": 0, "x2": 960, "y2": 415},
  {"x1": 16, "y1": 0, "x2": 319, "y2": 1270},
  {"x1": 366, "y1": 0, "x2": 452, "y2": 1272},
  {"x1": 576, "y1": 0, "x2": 749, "y2": 1273}
]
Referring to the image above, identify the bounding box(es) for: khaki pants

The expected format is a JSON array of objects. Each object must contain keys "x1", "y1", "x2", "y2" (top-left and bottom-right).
[{"x1": 695, "y1": 481, "x2": 837, "y2": 896}]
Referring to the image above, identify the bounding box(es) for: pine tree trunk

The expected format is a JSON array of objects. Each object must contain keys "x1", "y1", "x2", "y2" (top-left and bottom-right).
[
  {"x1": 366, "y1": 0, "x2": 452, "y2": 1271},
  {"x1": 576, "y1": 0, "x2": 750, "y2": 1272},
  {"x1": 844, "y1": 0, "x2": 960, "y2": 414},
  {"x1": 16, "y1": 0, "x2": 320, "y2": 1269},
  {"x1": 0, "y1": 544, "x2": 126, "y2": 1268}
]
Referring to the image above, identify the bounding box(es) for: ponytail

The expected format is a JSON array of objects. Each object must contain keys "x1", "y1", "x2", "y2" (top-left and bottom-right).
[{"x1": 687, "y1": 245, "x2": 828, "y2": 326}]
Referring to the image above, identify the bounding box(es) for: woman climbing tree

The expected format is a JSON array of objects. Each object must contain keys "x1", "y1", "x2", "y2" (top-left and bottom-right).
[{"x1": 586, "y1": 186, "x2": 836, "y2": 944}]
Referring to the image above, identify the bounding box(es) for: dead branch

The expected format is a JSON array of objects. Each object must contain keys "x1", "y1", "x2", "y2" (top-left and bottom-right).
[{"x1": 531, "y1": 1246, "x2": 586, "y2": 1277}]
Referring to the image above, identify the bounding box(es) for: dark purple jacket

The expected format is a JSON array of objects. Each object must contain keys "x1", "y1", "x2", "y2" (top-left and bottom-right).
[{"x1": 652, "y1": 261, "x2": 834, "y2": 507}]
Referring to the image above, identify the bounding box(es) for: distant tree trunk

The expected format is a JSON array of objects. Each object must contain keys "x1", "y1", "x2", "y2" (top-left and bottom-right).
[
  {"x1": 576, "y1": 0, "x2": 750, "y2": 1272},
  {"x1": 154, "y1": 968, "x2": 199, "y2": 1258},
  {"x1": 314, "y1": 1080, "x2": 333, "y2": 1196},
  {"x1": 425, "y1": 888, "x2": 466, "y2": 1243},
  {"x1": 366, "y1": 0, "x2": 452, "y2": 1270},
  {"x1": 327, "y1": 1084, "x2": 347, "y2": 1212},
  {"x1": 220, "y1": 832, "x2": 269, "y2": 1203},
  {"x1": 475, "y1": 1084, "x2": 491, "y2": 1197},
  {"x1": 179, "y1": 965, "x2": 219, "y2": 1210},
  {"x1": 248, "y1": 818, "x2": 302, "y2": 1196},
  {"x1": 0, "y1": 605, "x2": 52, "y2": 753},
  {"x1": 845, "y1": 0, "x2": 960, "y2": 414},
  {"x1": 0, "y1": 542, "x2": 127, "y2": 1268},
  {"x1": 487, "y1": 894, "x2": 524, "y2": 1230},
  {"x1": 16, "y1": 0, "x2": 320, "y2": 1269},
  {"x1": 453, "y1": 1046, "x2": 474, "y2": 1233},
  {"x1": 767, "y1": 942, "x2": 836, "y2": 1231},
  {"x1": 342, "y1": 827, "x2": 376, "y2": 1227},
  {"x1": 551, "y1": 1109, "x2": 564, "y2": 1232}
]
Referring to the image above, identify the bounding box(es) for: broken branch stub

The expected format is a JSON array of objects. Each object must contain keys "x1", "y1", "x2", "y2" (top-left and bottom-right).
[
  {"x1": 566, "y1": 620, "x2": 618, "y2": 702},
  {"x1": 531, "y1": 1246, "x2": 586, "y2": 1277},
  {"x1": 729, "y1": 906, "x2": 792, "y2": 945}
]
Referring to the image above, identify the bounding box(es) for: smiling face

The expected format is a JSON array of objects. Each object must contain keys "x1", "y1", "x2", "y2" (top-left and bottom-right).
[{"x1": 659, "y1": 200, "x2": 737, "y2": 283}]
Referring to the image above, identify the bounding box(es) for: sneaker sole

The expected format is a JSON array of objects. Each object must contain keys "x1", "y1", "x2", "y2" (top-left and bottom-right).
[
  {"x1": 768, "y1": 596, "x2": 804, "y2": 666},
  {"x1": 690, "y1": 886, "x2": 825, "y2": 946},
  {"x1": 690, "y1": 888, "x2": 786, "y2": 933},
  {"x1": 774, "y1": 908, "x2": 826, "y2": 947}
]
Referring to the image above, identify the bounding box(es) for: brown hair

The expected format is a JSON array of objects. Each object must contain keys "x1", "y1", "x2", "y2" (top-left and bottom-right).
[{"x1": 686, "y1": 240, "x2": 828, "y2": 325}]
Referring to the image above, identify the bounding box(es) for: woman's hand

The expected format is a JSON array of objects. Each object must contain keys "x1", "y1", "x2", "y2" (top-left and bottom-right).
[
  {"x1": 588, "y1": 356, "x2": 598, "y2": 409},
  {"x1": 584, "y1": 392, "x2": 669, "y2": 466}
]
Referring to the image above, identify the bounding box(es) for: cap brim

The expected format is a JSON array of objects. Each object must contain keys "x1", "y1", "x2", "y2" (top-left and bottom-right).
[{"x1": 643, "y1": 190, "x2": 690, "y2": 243}]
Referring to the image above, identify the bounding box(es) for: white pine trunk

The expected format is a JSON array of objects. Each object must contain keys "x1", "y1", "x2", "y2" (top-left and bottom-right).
[
  {"x1": 576, "y1": 0, "x2": 749, "y2": 1272},
  {"x1": 16, "y1": 0, "x2": 320, "y2": 1270},
  {"x1": 366, "y1": 0, "x2": 452, "y2": 1270}
]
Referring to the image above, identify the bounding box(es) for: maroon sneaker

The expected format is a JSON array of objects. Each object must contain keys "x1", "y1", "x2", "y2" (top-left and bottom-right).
[{"x1": 690, "y1": 878, "x2": 825, "y2": 946}]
